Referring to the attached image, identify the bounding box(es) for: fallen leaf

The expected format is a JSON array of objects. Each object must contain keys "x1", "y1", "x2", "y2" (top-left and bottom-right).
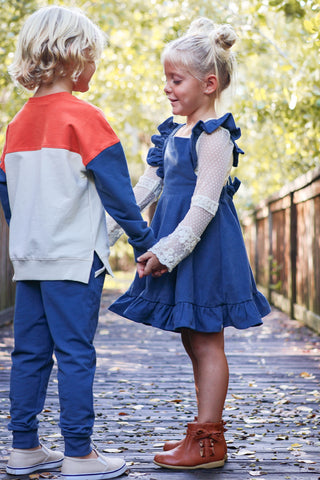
[
  {"x1": 102, "y1": 448, "x2": 124, "y2": 453},
  {"x1": 276, "y1": 435, "x2": 289, "y2": 440},
  {"x1": 296, "y1": 406, "x2": 313, "y2": 412},
  {"x1": 232, "y1": 394, "x2": 244, "y2": 400},
  {"x1": 235, "y1": 449, "x2": 256, "y2": 456},
  {"x1": 300, "y1": 372, "x2": 315, "y2": 379}
]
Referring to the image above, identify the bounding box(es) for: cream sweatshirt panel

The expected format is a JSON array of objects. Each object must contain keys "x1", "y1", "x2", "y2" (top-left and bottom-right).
[{"x1": 5, "y1": 148, "x2": 112, "y2": 282}]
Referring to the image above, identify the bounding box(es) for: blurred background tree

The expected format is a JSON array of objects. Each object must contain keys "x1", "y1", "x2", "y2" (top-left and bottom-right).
[{"x1": 1, "y1": 0, "x2": 319, "y2": 268}]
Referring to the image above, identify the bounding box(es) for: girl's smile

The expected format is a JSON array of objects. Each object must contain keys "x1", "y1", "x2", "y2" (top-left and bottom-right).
[{"x1": 163, "y1": 61, "x2": 217, "y2": 124}]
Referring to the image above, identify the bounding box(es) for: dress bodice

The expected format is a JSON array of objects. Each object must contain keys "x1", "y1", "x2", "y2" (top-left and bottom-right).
[{"x1": 162, "y1": 137, "x2": 197, "y2": 196}]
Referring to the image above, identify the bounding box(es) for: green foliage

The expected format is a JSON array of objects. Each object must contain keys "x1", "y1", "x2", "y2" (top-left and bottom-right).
[
  {"x1": 0, "y1": 0, "x2": 37, "y2": 136},
  {"x1": 229, "y1": 0, "x2": 320, "y2": 208},
  {"x1": 0, "y1": 0, "x2": 319, "y2": 208}
]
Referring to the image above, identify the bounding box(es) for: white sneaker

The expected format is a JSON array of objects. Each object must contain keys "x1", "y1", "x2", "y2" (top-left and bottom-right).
[
  {"x1": 6, "y1": 444, "x2": 64, "y2": 475},
  {"x1": 61, "y1": 449, "x2": 127, "y2": 480}
]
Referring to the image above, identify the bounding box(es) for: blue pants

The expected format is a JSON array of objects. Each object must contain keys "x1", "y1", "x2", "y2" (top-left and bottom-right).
[{"x1": 8, "y1": 254, "x2": 106, "y2": 456}]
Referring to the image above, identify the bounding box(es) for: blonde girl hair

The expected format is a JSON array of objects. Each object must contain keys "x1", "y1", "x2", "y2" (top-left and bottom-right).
[
  {"x1": 162, "y1": 17, "x2": 237, "y2": 106},
  {"x1": 8, "y1": 5, "x2": 106, "y2": 90}
]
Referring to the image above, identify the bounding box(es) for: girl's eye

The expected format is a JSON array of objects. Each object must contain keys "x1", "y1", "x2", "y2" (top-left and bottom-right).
[{"x1": 173, "y1": 80, "x2": 182, "y2": 85}]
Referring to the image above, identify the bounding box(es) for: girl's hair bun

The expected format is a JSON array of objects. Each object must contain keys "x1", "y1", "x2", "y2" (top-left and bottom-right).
[
  {"x1": 214, "y1": 24, "x2": 237, "y2": 50},
  {"x1": 188, "y1": 17, "x2": 237, "y2": 50}
]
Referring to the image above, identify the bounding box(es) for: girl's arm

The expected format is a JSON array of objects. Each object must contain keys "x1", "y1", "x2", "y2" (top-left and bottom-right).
[
  {"x1": 141, "y1": 127, "x2": 234, "y2": 274},
  {"x1": 106, "y1": 165, "x2": 163, "y2": 246}
]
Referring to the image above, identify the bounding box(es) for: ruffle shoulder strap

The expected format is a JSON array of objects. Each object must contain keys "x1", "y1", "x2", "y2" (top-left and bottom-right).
[
  {"x1": 190, "y1": 113, "x2": 244, "y2": 170},
  {"x1": 146, "y1": 117, "x2": 180, "y2": 178}
]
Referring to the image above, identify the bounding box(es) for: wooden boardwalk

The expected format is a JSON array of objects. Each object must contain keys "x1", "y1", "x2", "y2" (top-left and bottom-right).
[{"x1": 0, "y1": 289, "x2": 319, "y2": 480}]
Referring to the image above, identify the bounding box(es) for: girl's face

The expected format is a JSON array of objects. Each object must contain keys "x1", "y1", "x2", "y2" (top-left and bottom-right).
[
  {"x1": 73, "y1": 60, "x2": 96, "y2": 93},
  {"x1": 163, "y1": 60, "x2": 207, "y2": 119}
]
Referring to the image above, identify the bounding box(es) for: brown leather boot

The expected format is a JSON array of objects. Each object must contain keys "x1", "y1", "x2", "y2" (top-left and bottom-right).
[
  {"x1": 163, "y1": 418, "x2": 226, "y2": 451},
  {"x1": 163, "y1": 438, "x2": 184, "y2": 451},
  {"x1": 154, "y1": 421, "x2": 227, "y2": 470},
  {"x1": 163, "y1": 417, "x2": 198, "y2": 451}
]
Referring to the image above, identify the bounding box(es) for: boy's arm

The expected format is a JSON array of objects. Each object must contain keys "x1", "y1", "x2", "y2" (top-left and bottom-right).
[
  {"x1": 0, "y1": 167, "x2": 11, "y2": 225},
  {"x1": 86, "y1": 142, "x2": 156, "y2": 257},
  {"x1": 106, "y1": 164, "x2": 163, "y2": 246}
]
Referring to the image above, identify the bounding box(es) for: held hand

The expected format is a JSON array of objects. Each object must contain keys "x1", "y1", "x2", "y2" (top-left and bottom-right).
[
  {"x1": 137, "y1": 251, "x2": 168, "y2": 278},
  {"x1": 136, "y1": 260, "x2": 145, "y2": 278}
]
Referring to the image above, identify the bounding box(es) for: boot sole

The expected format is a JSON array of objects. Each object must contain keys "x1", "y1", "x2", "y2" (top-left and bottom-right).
[
  {"x1": 6, "y1": 458, "x2": 63, "y2": 475},
  {"x1": 154, "y1": 454, "x2": 227, "y2": 470}
]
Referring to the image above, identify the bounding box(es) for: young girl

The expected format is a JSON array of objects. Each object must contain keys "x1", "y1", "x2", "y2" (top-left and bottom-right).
[
  {"x1": 109, "y1": 17, "x2": 271, "y2": 470},
  {"x1": 0, "y1": 6, "x2": 157, "y2": 479}
]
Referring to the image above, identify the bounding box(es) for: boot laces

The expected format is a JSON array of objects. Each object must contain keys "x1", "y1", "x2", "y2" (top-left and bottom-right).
[{"x1": 195, "y1": 429, "x2": 222, "y2": 457}]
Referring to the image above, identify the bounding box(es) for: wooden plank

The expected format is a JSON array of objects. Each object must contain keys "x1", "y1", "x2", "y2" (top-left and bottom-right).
[
  {"x1": 294, "y1": 178, "x2": 320, "y2": 204},
  {"x1": 269, "y1": 194, "x2": 291, "y2": 213},
  {"x1": 0, "y1": 293, "x2": 319, "y2": 480}
]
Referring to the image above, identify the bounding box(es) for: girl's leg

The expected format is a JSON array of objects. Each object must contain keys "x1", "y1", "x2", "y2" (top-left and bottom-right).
[
  {"x1": 181, "y1": 329, "x2": 199, "y2": 408},
  {"x1": 42, "y1": 254, "x2": 105, "y2": 457},
  {"x1": 155, "y1": 329, "x2": 229, "y2": 468},
  {"x1": 162, "y1": 331, "x2": 199, "y2": 452},
  {"x1": 187, "y1": 329, "x2": 229, "y2": 423},
  {"x1": 9, "y1": 281, "x2": 54, "y2": 448}
]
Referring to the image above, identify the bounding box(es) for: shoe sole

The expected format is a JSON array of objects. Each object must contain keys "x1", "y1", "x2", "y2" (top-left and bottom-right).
[
  {"x1": 6, "y1": 458, "x2": 64, "y2": 475},
  {"x1": 61, "y1": 461, "x2": 127, "y2": 480},
  {"x1": 154, "y1": 454, "x2": 227, "y2": 470}
]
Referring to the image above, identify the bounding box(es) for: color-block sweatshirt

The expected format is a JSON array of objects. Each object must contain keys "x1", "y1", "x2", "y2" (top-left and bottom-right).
[{"x1": 0, "y1": 92, "x2": 155, "y2": 283}]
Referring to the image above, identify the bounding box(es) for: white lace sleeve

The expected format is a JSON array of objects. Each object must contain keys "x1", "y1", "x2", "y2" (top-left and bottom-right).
[
  {"x1": 150, "y1": 127, "x2": 234, "y2": 271},
  {"x1": 107, "y1": 165, "x2": 163, "y2": 246}
]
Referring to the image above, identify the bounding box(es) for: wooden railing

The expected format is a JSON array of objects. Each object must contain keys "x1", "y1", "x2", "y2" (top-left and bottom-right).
[
  {"x1": 0, "y1": 209, "x2": 15, "y2": 326},
  {"x1": 242, "y1": 166, "x2": 320, "y2": 334}
]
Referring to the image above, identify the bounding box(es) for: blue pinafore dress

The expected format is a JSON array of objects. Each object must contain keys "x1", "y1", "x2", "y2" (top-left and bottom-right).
[{"x1": 109, "y1": 114, "x2": 271, "y2": 332}]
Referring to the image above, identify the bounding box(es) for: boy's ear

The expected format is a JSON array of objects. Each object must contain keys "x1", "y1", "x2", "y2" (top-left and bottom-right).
[{"x1": 204, "y1": 74, "x2": 218, "y2": 94}]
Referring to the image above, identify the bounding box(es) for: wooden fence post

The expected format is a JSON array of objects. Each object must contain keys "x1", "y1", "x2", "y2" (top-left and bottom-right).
[
  {"x1": 268, "y1": 202, "x2": 272, "y2": 304},
  {"x1": 289, "y1": 192, "x2": 297, "y2": 319}
]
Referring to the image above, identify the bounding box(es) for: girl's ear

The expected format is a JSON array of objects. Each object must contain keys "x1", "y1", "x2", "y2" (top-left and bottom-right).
[{"x1": 204, "y1": 74, "x2": 218, "y2": 94}]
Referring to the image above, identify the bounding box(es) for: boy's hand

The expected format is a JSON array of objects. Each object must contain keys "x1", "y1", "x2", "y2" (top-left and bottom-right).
[{"x1": 137, "y1": 252, "x2": 168, "y2": 278}]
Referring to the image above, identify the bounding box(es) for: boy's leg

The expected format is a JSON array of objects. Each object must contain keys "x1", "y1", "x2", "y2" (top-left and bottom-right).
[
  {"x1": 9, "y1": 281, "x2": 54, "y2": 449},
  {"x1": 42, "y1": 254, "x2": 105, "y2": 457}
]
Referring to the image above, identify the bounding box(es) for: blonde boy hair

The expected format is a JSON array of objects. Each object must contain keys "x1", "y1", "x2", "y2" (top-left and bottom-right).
[{"x1": 9, "y1": 5, "x2": 106, "y2": 90}]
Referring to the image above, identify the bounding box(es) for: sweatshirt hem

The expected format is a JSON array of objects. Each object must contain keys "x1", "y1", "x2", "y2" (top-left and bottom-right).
[{"x1": 11, "y1": 257, "x2": 111, "y2": 284}]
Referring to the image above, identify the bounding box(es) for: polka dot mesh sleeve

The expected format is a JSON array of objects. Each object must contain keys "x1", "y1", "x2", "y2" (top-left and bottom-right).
[
  {"x1": 106, "y1": 165, "x2": 163, "y2": 246},
  {"x1": 150, "y1": 127, "x2": 234, "y2": 271}
]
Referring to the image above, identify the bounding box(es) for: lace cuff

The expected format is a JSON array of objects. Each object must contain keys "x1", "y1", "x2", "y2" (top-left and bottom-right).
[
  {"x1": 191, "y1": 195, "x2": 219, "y2": 216},
  {"x1": 149, "y1": 225, "x2": 200, "y2": 272}
]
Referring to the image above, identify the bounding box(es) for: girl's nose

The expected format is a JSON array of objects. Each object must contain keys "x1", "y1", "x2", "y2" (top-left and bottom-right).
[{"x1": 164, "y1": 82, "x2": 171, "y2": 94}]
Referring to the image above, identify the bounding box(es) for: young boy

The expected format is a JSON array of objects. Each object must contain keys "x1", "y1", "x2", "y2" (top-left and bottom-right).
[{"x1": 0, "y1": 6, "x2": 156, "y2": 479}]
